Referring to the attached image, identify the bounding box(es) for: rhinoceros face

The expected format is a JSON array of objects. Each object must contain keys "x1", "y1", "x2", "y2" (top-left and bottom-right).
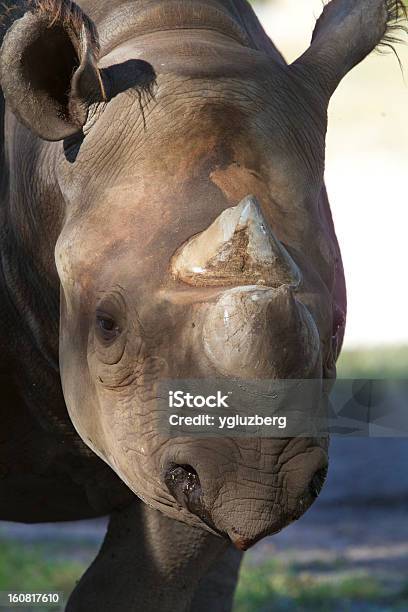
[
  {"x1": 50, "y1": 78, "x2": 336, "y2": 546},
  {"x1": 47, "y1": 79, "x2": 330, "y2": 545},
  {"x1": 2, "y1": 0, "x2": 398, "y2": 547},
  {"x1": 54, "y1": 175, "x2": 332, "y2": 547}
]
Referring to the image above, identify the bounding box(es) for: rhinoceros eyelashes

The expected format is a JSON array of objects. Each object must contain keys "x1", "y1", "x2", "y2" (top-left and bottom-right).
[{"x1": 171, "y1": 195, "x2": 301, "y2": 289}]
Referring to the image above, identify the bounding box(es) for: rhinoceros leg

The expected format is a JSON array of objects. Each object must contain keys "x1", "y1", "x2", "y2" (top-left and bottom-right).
[
  {"x1": 188, "y1": 545, "x2": 243, "y2": 612},
  {"x1": 66, "y1": 498, "x2": 229, "y2": 612}
]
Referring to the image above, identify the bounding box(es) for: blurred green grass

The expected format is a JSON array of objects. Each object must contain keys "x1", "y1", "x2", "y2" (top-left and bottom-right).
[
  {"x1": 0, "y1": 539, "x2": 83, "y2": 610},
  {"x1": 337, "y1": 345, "x2": 408, "y2": 379},
  {"x1": 234, "y1": 557, "x2": 408, "y2": 612},
  {"x1": 2, "y1": 539, "x2": 408, "y2": 612}
]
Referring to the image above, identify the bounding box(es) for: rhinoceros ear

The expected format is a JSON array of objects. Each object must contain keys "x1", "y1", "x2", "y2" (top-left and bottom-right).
[
  {"x1": 292, "y1": 0, "x2": 407, "y2": 98},
  {"x1": 0, "y1": 0, "x2": 105, "y2": 141}
]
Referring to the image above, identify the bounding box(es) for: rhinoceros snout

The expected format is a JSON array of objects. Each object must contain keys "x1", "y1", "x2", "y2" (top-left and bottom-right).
[
  {"x1": 229, "y1": 462, "x2": 327, "y2": 551},
  {"x1": 162, "y1": 445, "x2": 328, "y2": 550}
]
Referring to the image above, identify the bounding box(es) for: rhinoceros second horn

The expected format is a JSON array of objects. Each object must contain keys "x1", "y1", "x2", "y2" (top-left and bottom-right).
[{"x1": 171, "y1": 195, "x2": 301, "y2": 288}]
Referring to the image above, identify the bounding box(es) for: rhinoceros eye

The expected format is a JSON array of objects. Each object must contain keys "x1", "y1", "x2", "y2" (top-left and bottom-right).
[{"x1": 96, "y1": 313, "x2": 121, "y2": 343}]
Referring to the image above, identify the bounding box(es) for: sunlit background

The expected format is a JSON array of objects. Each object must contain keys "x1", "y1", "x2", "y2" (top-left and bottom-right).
[{"x1": 0, "y1": 2, "x2": 407, "y2": 612}]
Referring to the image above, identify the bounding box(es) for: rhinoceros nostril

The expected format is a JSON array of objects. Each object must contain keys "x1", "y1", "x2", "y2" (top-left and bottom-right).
[
  {"x1": 164, "y1": 464, "x2": 202, "y2": 508},
  {"x1": 309, "y1": 465, "x2": 328, "y2": 499},
  {"x1": 164, "y1": 463, "x2": 220, "y2": 531}
]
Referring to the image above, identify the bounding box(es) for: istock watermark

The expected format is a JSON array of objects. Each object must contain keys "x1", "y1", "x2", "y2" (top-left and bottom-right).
[
  {"x1": 168, "y1": 412, "x2": 287, "y2": 430},
  {"x1": 156, "y1": 379, "x2": 408, "y2": 438},
  {"x1": 159, "y1": 378, "x2": 323, "y2": 437},
  {"x1": 169, "y1": 390, "x2": 231, "y2": 408}
]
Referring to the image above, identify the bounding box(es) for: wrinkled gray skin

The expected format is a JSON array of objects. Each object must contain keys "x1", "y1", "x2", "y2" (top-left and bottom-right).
[{"x1": 0, "y1": 0, "x2": 401, "y2": 609}]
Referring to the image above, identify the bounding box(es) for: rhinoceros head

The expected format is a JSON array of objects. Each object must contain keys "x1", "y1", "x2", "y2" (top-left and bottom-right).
[{"x1": 1, "y1": 0, "x2": 402, "y2": 547}]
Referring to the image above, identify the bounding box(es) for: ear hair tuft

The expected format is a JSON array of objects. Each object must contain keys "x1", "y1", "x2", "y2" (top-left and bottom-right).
[
  {"x1": 30, "y1": 0, "x2": 99, "y2": 51},
  {"x1": 296, "y1": 0, "x2": 407, "y2": 98},
  {"x1": 378, "y1": 0, "x2": 408, "y2": 57},
  {"x1": 1, "y1": 1, "x2": 99, "y2": 53}
]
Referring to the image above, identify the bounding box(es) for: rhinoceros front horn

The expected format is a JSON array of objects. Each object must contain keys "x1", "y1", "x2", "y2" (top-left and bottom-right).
[{"x1": 171, "y1": 195, "x2": 301, "y2": 288}]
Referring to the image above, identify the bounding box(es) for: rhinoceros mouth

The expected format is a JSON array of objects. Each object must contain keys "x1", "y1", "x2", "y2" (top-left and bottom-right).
[{"x1": 163, "y1": 453, "x2": 328, "y2": 550}]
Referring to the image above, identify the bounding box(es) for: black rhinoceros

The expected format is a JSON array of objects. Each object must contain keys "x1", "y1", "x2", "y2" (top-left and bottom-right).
[{"x1": 0, "y1": 0, "x2": 405, "y2": 610}]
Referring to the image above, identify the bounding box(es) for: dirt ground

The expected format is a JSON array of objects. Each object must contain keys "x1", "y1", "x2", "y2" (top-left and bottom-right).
[{"x1": 1, "y1": 501, "x2": 407, "y2": 583}]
